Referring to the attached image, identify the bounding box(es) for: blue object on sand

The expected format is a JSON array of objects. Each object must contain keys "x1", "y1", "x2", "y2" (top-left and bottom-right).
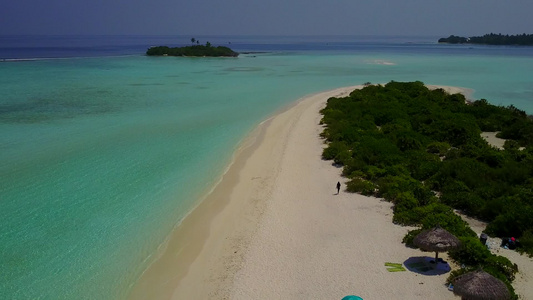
[{"x1": 342, "y1": 296, "x2": 363, "y2": 300}]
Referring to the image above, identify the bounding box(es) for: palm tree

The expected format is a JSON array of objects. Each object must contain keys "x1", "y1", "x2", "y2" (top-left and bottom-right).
[{"x1": 191, "y1": 38, "x2": 196, "y2": 45}]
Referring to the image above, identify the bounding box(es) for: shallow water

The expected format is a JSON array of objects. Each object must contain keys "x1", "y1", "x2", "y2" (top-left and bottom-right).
[{"x1": 1, "y1": 35, "x2": 532, "y2": 299}]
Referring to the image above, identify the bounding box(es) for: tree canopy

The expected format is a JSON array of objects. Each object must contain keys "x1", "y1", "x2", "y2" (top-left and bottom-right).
[
  {"x1": 439, "y1": 33, "x2": 533, "y2": 46},
  {"x1": 146, "y1": 42, "x2": 238, "y2": 57}
]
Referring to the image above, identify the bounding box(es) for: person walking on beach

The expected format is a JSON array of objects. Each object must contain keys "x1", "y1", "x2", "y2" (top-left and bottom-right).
[{"x1": 336, "y1": 181, "x2": 341, "y2": 194}]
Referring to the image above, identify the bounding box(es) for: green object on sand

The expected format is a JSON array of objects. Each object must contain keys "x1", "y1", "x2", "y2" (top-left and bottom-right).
[{"x1": 384, "y1": 262, "x2": 406, "y2": 272}]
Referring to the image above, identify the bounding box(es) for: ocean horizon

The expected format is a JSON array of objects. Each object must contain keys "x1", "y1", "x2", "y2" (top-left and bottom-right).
[{"x1": 1, "y1": 35, "x2": 532, "y2": 299}]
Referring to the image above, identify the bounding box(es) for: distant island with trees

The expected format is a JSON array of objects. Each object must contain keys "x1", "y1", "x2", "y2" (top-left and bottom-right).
[
  {"x1": 438, "y1": 33, "x2": 533, "y2": 46},
  {"x1": 146, "y1": 38, "x2": 238, "y2": 57}
]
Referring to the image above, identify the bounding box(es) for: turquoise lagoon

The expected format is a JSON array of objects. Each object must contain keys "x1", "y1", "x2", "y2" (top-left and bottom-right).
[{"x1": 1, "y1": 36, "x2": 533, "y2": 299}]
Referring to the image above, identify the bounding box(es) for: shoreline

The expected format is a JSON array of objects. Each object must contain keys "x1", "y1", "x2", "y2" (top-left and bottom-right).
[
  {"x1": 426, "y1": 84, "x2": 475, "y2": 101},
  {"x1": 129, "y1": 84, "x2": 528, "y2": 299},
  {"x1": 127, "y1": 86, "x2": 359, "y2": 299},
  {"x1": 128, "y1": 86, "x2": 358, "y2": 299}
]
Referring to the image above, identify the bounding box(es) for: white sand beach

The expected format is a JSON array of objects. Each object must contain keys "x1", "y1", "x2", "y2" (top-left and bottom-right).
[
  {"x1": 129, "y1": 85, "x2": 532, "y2": 300},
  {"x1": 481, "y1": 132, "x2": 507, "y2": 149},
  {"x1": 426, "y1": 84, "x2": 474, "y2": 101}
]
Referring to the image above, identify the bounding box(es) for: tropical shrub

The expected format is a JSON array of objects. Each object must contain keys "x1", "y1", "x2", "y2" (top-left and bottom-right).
[
  {"x1": 346, "y1": 178, "x2": 375, "y2": 196},
  {"x1": 319, "y1": 81, "x2": 533, "y2": 286}
]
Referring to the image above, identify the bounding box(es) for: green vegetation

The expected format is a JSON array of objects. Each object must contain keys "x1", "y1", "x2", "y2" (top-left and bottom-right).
[
  {"x1": 438, "y1": 35, "x2": 468, "y2": 44},
  {"x1": 320, "y1": 81, "x2": 533, "y2": 297},
  {"x1": 439, "y1": 33, "x2": 533, "y2": 45},
  {"x1": 146, "y1": 41, "x2": 238, "y2": 57}
]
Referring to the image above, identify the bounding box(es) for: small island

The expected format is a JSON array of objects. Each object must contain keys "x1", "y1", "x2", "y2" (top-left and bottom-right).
[
  {"x1": 438, "y1": 33, "x2": 533, "y2": 46},
  {"x1": 146, "y1": 40, "x2": 238, "y2": 57}
]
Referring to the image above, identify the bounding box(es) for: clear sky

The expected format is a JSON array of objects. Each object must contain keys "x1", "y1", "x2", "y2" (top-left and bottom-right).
[{"x1": 1, "y1": 0, "x2": 532, "y2": 36}]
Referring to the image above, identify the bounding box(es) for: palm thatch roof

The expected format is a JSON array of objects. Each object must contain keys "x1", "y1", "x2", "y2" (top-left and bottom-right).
[
  {"x1": 453, "y1": 270, "x2": 510, "y2": 300},
  {"x1": 413, "y1": 226, "x2": 460, "y2": 252}
]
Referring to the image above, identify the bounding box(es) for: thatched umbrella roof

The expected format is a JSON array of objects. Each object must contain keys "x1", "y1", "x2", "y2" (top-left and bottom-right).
[
  {"x1": 453, "y1": 270, "x2": 510, "y2": 300},
  {"x1": 413, "y1": 226, "x2": 460, "y2": 262}
]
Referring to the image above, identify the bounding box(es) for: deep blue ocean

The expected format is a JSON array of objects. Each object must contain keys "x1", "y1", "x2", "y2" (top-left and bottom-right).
[{"x1": 1, "y1": 35, "x2": 532, "y2": 299}]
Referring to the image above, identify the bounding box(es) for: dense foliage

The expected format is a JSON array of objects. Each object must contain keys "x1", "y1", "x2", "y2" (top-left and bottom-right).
[
  {"x1": 320, "y1": 81, "x2": 533, "y2": 296},
  {"x1": 438, "y1": 35, "x2": 468, "y2": 44},
  {"x1": 439, "y1": 33, "x2": 533, "y2": 45},
  {"x1": 146, "y1": 43, "x2": 238, "y2": 57}
]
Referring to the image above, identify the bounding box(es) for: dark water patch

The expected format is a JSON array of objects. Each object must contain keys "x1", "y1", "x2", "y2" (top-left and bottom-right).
[
  {"x1": 0, "y1": 102, "x2": 117, "y2": 123},
  {"x1": 0, "y1": 92, "x2": 120, "y2": 123},
  {"x1": 240, "y1": 51, "x2": 270, "y2": 55},
  {"x1": 128, "y1": 83, "x2": 165, "y2": 86},
  {"x1": 223, "y1": 67, "x2": 265, "y2": 72}
]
